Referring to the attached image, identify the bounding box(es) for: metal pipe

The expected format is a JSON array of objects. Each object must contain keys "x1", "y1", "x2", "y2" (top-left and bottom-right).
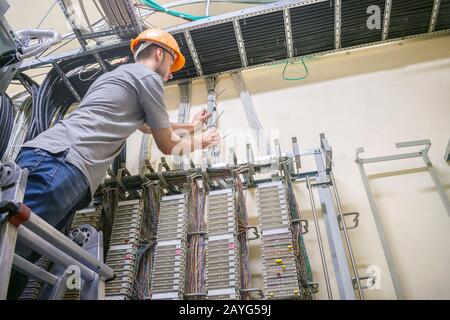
[
  {"x1": 330, "y1": 172, "x2": 364, "y2": 300},
  {"x1": 306, "y1": 176, "x2": 333, "y2": 300},
  {"x1": 17, "y1": 226, "x2": 96, "y2": 282},
  {"x1": 13, "y1": 254, "x2": 58, "y2": 286},
  {"x1": 23, "y1": 213, "x2": 113, "y2": 280}
]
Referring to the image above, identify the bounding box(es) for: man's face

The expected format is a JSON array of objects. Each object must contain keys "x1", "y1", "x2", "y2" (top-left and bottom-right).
[{"x1": 155, "y1": 48, "x2": 174, "y2": 82}]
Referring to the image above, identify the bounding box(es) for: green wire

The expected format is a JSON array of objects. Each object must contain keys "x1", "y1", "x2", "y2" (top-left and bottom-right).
[
  {"x1": 282, "y1": 57, "x2": 309, "y2": 81},
  {"x1": 139, "y1": 0, "x2": 209, "y2": 21}
]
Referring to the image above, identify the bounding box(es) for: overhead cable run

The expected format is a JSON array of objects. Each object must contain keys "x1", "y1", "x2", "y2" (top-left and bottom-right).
[{"x1": 231, "y1": 72, "x2": 271, "y2": 156}]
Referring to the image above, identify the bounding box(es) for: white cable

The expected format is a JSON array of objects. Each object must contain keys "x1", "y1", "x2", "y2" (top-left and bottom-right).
[
  {"x1": 231, "y1": 72, "x2": 270, "y2": 155},
  {"x1": 15, "y1": 29, "x2": 62, "y2": 59}
]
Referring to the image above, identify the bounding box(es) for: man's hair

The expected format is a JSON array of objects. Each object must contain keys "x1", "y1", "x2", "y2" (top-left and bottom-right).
[{"x1": 135, "y1": 43, "x2": 166, "y2": 62}]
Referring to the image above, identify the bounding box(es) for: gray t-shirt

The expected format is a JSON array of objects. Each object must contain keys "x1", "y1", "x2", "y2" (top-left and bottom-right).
[{"x1": 23, "y1": 63, "x2": 170, "y2": 198}]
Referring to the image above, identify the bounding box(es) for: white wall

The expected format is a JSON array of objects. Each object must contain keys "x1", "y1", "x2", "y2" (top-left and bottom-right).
[{"x1": 127, "y1": 34, "x2": 450, "y2": 299}]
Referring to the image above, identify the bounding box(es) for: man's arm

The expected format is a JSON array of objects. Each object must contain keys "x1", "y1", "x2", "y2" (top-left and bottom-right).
[
  {"x1": 139, "y1": 108, "x2": 212, "y2": 134},
  {"x1": 151, "y1": 127, "x2": 220, "y2": 155},
  {"x1": 139, "y1": 122, "x2": 192, "y2": 135}
]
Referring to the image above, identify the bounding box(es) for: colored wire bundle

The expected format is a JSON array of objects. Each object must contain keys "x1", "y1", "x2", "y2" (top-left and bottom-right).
[
  {"x1": 101, "y1": 187, "x2": 120, "y2": 256},
  {"x1": 186, "y1": 177, "x2": 207, "y2": 299},
  {"x1": 233, "y1": 170, "x2": 252, "y2": 299},
  {"x1": 281, "y1": 162, "x2": 314, "y2": 300},
  {"x1": 133, "y1": 182, "x2": 161, "y2": 299}
]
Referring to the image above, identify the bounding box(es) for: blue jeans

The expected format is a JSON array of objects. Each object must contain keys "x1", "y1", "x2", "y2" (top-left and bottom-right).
[
  {"x1": 16, "y1": 147, "x2": 91, "y2": 231},
  {"x1": 8, "y1": 147, "x2": 91, "y2": 299}
]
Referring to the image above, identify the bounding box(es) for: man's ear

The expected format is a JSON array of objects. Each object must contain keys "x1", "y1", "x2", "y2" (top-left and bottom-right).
[{"x1": 156, "y1": 48, "x2": 164, "y2": 61}]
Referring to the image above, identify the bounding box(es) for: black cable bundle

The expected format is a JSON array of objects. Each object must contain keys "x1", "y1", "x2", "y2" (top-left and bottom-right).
[
  {"x1": 15, "y1": 73, "x2": 41, "y2": 143},
  {"x1": 133, "y1": 182, "x2": 161, "y2": 300},
  {"x1": 30, "y1": 59, "x2": 99, "y2": 139},
  {"x1": 0, "y1": 94, "x2": 14, "y2": 160},
  {"x1": 25, "y1": 54, "x2": 107, "y2": 140}
]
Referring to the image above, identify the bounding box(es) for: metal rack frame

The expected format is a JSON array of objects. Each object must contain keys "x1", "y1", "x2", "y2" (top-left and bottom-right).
[
  {"x1": 355, "y1": 139, "x2": 450, "y2": 300},
  {"x1": 98, "y1": 133, "x2": 368, "y2": 300}
]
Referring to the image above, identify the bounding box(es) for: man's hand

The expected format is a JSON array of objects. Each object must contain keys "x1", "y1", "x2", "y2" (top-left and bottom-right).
[
  {"x1": 151, "y1": 127, "x2": 221, "y2": 156},
  {"x1": 201, "y1": 127, "x2": 221, "y2": 149},
  {"x1": 192, "y1": 108, "x2": 212, "y2": 129}
]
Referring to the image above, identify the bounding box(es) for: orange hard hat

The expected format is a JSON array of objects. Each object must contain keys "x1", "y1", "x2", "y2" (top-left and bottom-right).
[{"x1": 130, "y1": 29, "x2": 185, "y2": 73}]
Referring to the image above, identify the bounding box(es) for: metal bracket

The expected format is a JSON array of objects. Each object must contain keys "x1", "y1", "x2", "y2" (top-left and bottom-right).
[
  {"x1": 51, "y1": 61, "x2": 81, "y2": 102},
  {"x1": 40, "y1": 266, "x2": 71, "y2": 300},
  {"x1": 233, "y1": 19, "x2": 248, "y2": 68},
  {"x1": 395, "y1": 139, "x2": 431, "y2": 152},
  {"x1": 144, "y1": 159, "x2": 155, "y2": 174},
  {"x1": 246, "y1": 226, "x2": 260, "y2": 241},
  {"x1": 116, "y1": 167, "x2": 130, "y2": 191},
  {"x1": 240, "y1": 288, "x2": 264, "y2": 299},
  {"x1": 292, "y1": 218, "x2": 309, "y2": 235},
  {"x1": 429, "y1": 0, "x2": 441, "y2": 33},
  {"x1": 0, "y1": 161, "x2": 28, "y2": 205},
  {"x1": 200, "y1": 162, "x2": 212, "y2": 192},
  {"x1": 183, "y1": 30, "x2": 203, "y2": 76},
  {"x1": 352, "y1": 273, "x2": 377, "y2": 290},
  {"x1": 157, "y1": 162, "x2": 170, "y2": 191},
  {"x1": 283, "y1": 8, "x2": 294, "y2": 58},
  {"x1": 307, "y1": 281, "x2": 320, "y2": 294},
  {"x1": 160, "y1": 157, "x2": 171, "y2": 171},
  {"x1": 338, "y1": 212, "x2": 359, "y2": 230},
  {"x1": 320, "y1": 133, "x2": 333, "y2": 171},
  {"x1": 335, "y1": 0, "x2": 342, "y2": 49},
  {"x1": 246, "y1": 144, "x2": 256, "y2": 187},
  {"x1": 291, "y1": 137, "x2": 301, "y2": 173},
  {"x1": 382, "y1": 0, "x2": 392, "y2": 40}
]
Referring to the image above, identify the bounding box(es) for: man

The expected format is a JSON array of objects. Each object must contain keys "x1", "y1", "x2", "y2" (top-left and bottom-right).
[
  {"x1": 7, "y1": 28, "x2": 220, "y2": 299},
  {"x1": 16, "y1": 28, "x2": 220, "y2": 243}
]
